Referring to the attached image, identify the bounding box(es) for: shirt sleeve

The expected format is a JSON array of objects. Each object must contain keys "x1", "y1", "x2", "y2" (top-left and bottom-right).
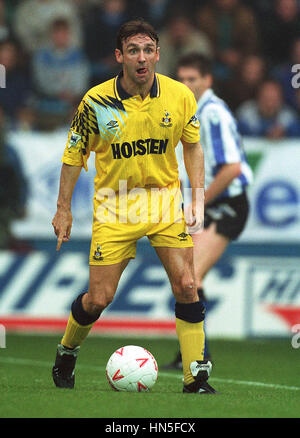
[
  {"x1": 61, "y1": 96, "x2": 98, "y2": 171},
  {"x1": 181, "y1": 88, "x2": 201, "y2": 144},
  {"x1": 204, "y1": 104, "x2": 241, "y2": 165}
]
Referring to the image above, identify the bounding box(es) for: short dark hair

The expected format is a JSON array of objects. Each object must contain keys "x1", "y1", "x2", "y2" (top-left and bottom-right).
[
  {"x1": 177, "y1": 53, "x2": 213, "y2": 77},
  {"x1": 116, "y1": 19, "x2": 159, "y2": 52}
]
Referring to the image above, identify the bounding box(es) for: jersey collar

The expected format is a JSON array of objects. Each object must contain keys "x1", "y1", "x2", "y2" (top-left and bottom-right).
[{"x1": 114, "y1": 71, "x2": 160, "y2": 100}]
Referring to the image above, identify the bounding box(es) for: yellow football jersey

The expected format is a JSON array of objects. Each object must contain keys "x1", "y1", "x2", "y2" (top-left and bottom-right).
[{"x1": 62, "y1": 72, "x2": 200, "y2": 192}]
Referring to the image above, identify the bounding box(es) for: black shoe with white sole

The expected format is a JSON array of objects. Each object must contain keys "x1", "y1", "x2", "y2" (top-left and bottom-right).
[
  {"x1": 52, "y1": 344, "x2": 80, "y2": 389},
  {"x1": 182, "y1": 360, "x2": 218, "y2": 394}
]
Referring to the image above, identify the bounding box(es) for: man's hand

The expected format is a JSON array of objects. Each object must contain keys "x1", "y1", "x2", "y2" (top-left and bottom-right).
[
  {"x1": 266, "y1": 125, "x2": 285, "y2": 140},
  {"x1": 184, "y1": 188, "x2": 204, "y2": 235},
  {"x1": 52, "y1": 163, "x2": 82, "y2": 251},
  {"x1": 52, "y1": 208, "x2": 73, "y2": 251}
]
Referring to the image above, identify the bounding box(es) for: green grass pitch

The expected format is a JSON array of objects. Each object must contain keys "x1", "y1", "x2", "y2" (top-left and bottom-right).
[{"x1": 0, "y1": 333, "x2": 299, "y2": 418}]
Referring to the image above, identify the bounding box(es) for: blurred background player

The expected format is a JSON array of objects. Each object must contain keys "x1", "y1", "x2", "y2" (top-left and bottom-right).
[{"x1": 164, "y1": 52, "x2": 253, "y2": 370}]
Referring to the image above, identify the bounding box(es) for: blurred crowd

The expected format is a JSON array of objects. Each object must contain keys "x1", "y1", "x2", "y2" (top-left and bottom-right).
[
  {"x1": 0, "y1": 0, "x2": 300, "y2": 138},
  {"x1": 1, "y1": 0, "x2": 300, "y2": 249}
]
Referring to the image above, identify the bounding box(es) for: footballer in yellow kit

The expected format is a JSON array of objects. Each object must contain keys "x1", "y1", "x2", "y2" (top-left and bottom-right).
[
  {"x1": 52, "y1": 19, "x2": 217, "y2": 394},
  {"x1": 62, "y1": 72, "x2": 200, "y2": 265}
]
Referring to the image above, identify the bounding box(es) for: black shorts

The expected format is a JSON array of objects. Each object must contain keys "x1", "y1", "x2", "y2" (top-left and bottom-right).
[{"x1": 204, "y1": 192, "x2": 249, "y2": 240}]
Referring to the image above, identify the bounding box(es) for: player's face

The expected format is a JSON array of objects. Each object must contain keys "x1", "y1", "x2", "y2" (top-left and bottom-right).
[
  {"x1": 177, "y1": 66, "x2": 212, "y2": 101},
  {"x1": 115, "y1": 34, "x2": 159, "y2": 87}
]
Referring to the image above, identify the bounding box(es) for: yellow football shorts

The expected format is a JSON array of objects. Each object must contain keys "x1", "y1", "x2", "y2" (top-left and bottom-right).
[{"x1": 89, "y1": 180, "x2": 193, "y2": 265}]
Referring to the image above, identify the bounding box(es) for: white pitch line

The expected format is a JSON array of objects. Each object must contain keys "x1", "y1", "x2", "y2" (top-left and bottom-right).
[
  {"x1": 158, "y1": 372, "x2": 300, "y2": 392},
  {"x1": 0, "y1": 356, "x2": 299, "y2": 392},
  {"x1": 210, "y1": 377, "x2": 300, "y2": 392}
]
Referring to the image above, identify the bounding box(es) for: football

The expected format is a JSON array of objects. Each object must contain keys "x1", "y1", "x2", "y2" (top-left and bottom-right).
[{"x1": 105, "y1": 345, "x2": 158, "y2": 392}]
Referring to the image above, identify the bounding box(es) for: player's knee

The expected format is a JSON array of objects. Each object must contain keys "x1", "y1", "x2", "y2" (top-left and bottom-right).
[
  {"x1": 171, "y1": 274, "x2": 196, "y2": 302},
  {"x1": 90, "y1": 295, "x2": 113, "y2": 312},
  {"x1": 86, "y1": 287, "x2": 115, "y2": 313}
]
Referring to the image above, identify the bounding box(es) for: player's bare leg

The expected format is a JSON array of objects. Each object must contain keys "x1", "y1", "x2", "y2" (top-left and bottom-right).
[
  {"x1": 193, "y1": 223, "x2": 230, "y2": 359},
  {"x1": 155, "y1": 246, "x2": 216, "y2": 393},
  {"x1": 164, "y1": 223, "x2": 230, "y2": 371},
  {"x1": 155, "y1": 246, "x2": 198, "y2": 303},
  {"x1": 192, "y1": 222, "x2": 230, "y2": 289},
  {"x1": 52, "y1": 259, "x2": 130, "y2": 388},
  {"x1": 83, "y1": 261, "x2": 131, "y2": 316}
]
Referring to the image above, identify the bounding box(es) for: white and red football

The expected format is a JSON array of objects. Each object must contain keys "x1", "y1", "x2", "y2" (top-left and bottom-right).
[{"x1": 105, "y1": 345, "x2": 158, "y2": 392}]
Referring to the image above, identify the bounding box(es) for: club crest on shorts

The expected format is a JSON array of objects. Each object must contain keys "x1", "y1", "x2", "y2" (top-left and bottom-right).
[
  {"x1": 93, "y1": 243, "x2": 103, "y2": 261},
  {"x1": 160, "y1": 110, "x2": 173, "y2": 127}
]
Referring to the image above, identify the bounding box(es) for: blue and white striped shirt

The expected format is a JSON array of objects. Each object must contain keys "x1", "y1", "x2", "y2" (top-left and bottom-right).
[{"x1": 177, "y1": 88, "x2": 253, "y2": 199}]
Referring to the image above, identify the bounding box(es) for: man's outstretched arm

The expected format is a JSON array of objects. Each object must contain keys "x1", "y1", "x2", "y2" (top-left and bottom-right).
[{"x1": 52, "y1": 163, "x2": 82, "y2": 251}]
